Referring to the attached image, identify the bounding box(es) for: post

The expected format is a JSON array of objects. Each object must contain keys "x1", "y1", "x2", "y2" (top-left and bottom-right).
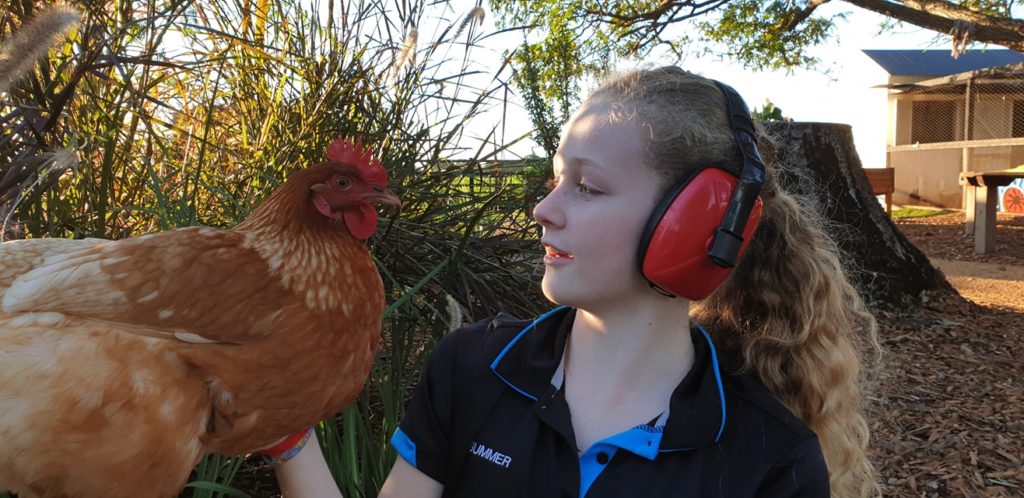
[
  {"x1": 965, "y1": 183, "x2": 976, "y2": 235},
  {"x1": 962, "y1": 78, "x2": 972, "y2": 216},
  {"x1": 962, "y1": 148, "x2": 971, "y2": 212},
  {"x1": 974, "y1": 186, "x2": 997, "y2": 254},
  {"x1": 963, "y1": 78, "x2": 972, "y2": 142}
]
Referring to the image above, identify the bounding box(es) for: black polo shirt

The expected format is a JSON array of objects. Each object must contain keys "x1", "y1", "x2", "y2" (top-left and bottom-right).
[{"x1": 391, "y1": 306, "x2": 829, "y2": 497}]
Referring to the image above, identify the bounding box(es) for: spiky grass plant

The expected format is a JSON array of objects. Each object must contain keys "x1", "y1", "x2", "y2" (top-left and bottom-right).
[{"x1": 0, "y1": 1, "x2": 549, "y2": 497}]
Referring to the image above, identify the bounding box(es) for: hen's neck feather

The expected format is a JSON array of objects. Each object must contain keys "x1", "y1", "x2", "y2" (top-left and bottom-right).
[{"x1": 231, "y1": 181, "x2": 370, "y2": 314}]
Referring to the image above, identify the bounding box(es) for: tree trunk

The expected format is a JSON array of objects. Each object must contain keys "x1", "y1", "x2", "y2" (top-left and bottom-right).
[{"x1": 763, "y1": 121, "x2": 957, "y2": 307}]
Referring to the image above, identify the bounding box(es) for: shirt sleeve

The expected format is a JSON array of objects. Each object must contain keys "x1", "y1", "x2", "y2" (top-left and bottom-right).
[
  {"x1": 754, "y1": 435, "x2": 831, "y2": 497},
  {"x1": 390, "y1": 329, "x2": 462, "y2": 483}
]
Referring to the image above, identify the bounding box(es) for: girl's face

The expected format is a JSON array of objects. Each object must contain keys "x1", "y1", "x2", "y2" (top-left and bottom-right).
[{"x1": 533, "y1": 100, "x2": 665, "y2": 309}]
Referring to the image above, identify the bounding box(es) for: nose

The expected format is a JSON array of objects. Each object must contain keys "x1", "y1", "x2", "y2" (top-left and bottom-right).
[{"x1": 533, "y1": 187, "x2": 564, "y2": 229}]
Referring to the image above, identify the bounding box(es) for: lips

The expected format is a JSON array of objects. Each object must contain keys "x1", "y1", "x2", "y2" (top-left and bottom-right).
[{"x1": 542, "y1": 242, "x2": 574, "y2": 259}]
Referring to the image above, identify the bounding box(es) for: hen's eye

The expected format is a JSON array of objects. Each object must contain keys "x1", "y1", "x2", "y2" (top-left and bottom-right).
[{"x1": 335, "y1": 177, "x2": 352, "y2": 189}]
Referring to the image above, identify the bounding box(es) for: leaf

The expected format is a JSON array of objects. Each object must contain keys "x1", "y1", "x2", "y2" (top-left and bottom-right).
[{"x1": 183, "y1": 481, "x2": 251, "y2": 498}]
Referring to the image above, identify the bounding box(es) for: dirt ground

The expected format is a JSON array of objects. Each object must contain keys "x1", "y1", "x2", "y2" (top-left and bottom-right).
[
  {"x1": 873, "y1": 212, "x2": 1024, "y2": 497},
  {"x1": 931, "y1": 258, "x2": 1024, "y2": 312}
]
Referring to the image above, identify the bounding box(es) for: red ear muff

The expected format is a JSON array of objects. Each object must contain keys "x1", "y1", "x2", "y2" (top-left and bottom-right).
[
  {"x1": 636, "y1": 80, "x2": 766, "y2": 301},
  {"x1": 638, "y1": 168, "x2": 762, "y2": 300}
]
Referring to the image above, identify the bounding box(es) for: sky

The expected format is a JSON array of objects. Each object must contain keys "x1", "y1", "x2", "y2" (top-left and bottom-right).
[{"x1": 436, "y1": 1, "x2": 965, "y2": 168}]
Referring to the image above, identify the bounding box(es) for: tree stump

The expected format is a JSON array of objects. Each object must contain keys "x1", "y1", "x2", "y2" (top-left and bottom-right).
[{"x1": 763, "y1": 122, "x2": 956, "y2": 307}]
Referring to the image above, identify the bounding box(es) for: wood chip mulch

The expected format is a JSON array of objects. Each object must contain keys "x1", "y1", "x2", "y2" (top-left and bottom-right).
[
  {"x1": 894, "y1": 212, "x2": 1024, "y2": 266},
  {"x1": 872, "y1": 212, "x2": 1024, "y2": 497}
]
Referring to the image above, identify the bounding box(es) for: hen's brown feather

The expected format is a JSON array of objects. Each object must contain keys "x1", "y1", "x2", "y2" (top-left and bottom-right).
[
  {"x1": 0, "y1": 317, "x2": 209, "y2": 498},
  {"x1": 5, "y1": 228, "x2": 292, "y2": 344}
]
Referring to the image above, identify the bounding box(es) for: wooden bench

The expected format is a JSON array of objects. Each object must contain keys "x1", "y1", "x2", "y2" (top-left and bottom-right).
[{"x1": 864, "y1": 168, "x2": 895, "y2": 215}]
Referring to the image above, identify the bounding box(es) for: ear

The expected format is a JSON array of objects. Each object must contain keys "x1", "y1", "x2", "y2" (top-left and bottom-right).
[{"x1": 638, "y1": 168, "x2": 762, "y2": 300}]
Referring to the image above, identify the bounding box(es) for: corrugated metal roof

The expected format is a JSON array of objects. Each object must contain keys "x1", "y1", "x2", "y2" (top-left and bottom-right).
[{"x1": 862, "y1": 49, "x2": 1024, "y2": 77}]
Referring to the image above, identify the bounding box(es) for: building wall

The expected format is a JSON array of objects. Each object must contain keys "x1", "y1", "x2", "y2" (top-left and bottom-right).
[
  {"x1": 888, "y1": 146, "x2": 1024, "y2": 208},
  {"x1": 889, "y1": 149, "x2": 963, "y2": 207}
]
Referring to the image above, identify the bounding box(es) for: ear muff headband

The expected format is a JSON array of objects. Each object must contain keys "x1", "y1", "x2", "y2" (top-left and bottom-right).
[
  {"x1": 637, "y1": 80, "x2": 766, "y2": 300},
  {"x1": 708, "y1": 81, "x2": 767, "y2": 268}
]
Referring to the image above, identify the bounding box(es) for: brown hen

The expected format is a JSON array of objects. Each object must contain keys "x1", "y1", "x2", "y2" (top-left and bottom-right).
[{"x1": 0, "y1": 138, "x2": 399, "y2": 498}]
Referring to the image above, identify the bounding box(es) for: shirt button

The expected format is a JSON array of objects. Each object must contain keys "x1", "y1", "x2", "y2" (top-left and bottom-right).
[{"x1": 596, "y1": 452, "x2": 610, "y2": 465}]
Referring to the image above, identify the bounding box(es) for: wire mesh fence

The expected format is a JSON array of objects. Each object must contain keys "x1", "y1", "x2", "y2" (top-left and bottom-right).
[{"x1": 894, "y1": 76, "x2": 1024, "y2": 145}]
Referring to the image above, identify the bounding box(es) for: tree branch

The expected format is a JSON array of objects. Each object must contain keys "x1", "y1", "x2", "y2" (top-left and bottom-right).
[
  {"x1": 580, "y1": 0, "x2": 1024, "y2": 53},
  {"x1": 843, "y1": 0, "x2": 1024, "y2": 50},
  {"x1": 586, "y1": 0, "x2": 730, "y2": 55},
  {"x1": 585, "y1": 0, "x2": 727, "y2": 28},
  {"x1": 783, "y1": 0, "x2": 832, "y2": 31}
]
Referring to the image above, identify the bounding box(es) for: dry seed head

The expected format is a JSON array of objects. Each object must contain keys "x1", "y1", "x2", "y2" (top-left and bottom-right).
[
  {"x1": 470, "y1": 6, "x2": 485, "y2": 23},
  {"x1": 390, "y1": 27, "x2": 418, "y2": 81},
  {"x1": 0, "y1": 5, "x2": 82, "y2": 93},
  {"x1": 445, "y1": 294, "x2": 464, "y2": 333},
  {"x1": 48, "y1": 147, "x2": 80, "y2": 175},
  {"x1": 450, "y1": 7, "x2": 485, "y2": 45}
]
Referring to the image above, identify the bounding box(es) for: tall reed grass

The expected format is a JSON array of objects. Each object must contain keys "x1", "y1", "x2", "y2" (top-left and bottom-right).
[{"x1": 0, "y1": 0, "x2": 550, "y2": 496}]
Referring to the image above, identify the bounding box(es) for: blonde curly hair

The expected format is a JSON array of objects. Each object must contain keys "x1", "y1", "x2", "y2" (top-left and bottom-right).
[{"x1": 588, "y1": 66, "x2": 882, "y2": 498}]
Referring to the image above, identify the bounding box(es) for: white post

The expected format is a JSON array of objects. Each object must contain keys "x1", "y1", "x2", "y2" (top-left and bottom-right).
[
  {"x1": 965, "y1": 184, "x2": 976, "y2": 236},
  {"x1": 962, "y1": 79, "x2": 972, "y2": 217},
  {"x1": 974, "y1": 186, "x2": 997, "y2": 254}
]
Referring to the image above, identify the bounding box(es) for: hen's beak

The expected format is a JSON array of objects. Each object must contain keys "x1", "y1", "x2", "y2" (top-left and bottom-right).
[{"x1": 363, "y1": 186, "x2": 402, "y2": 209}]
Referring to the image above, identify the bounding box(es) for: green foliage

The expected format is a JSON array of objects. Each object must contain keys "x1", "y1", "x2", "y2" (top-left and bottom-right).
[
  {"x1": 0, "y1": 0, "x2": 553, "y2": 497},
  {"x1": 490, "y1": 0, "x2": 1022, "y2": 127},
  {"x1": 751, "y1": 99, "x2": 787, "y2": 122},
  {"x1": 892, "y1": 207, "x2": 953, "y2": 218},
  {"x1": 490, "y1": 0, "x2": 840, "y2": 145},
  {"x1": 699, "y1": 1, "x2": 839, "y2": 71},
  {"x1": 510, "y1": 41, "x2": 567, "y2": 158},
  {"x1": 185, "y1": 454, "x2": 249, "y2": 498}
]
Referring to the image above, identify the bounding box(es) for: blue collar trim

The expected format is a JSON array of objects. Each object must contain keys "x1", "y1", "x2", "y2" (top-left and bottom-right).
[
  {"x1": 489, "y1": 305, "x2": 568, "y2": 401},
  {"x1": 696, "y1": 323, "x2": 727, "y2": 443}
]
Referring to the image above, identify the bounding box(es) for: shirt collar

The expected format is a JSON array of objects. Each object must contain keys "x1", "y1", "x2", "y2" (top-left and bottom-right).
[
  {"x1": 489, "y1": 306, "x2": 572, "y2": 401},
  {"x1": 489, "y1": 306, "x2": 727, "y2": 451}
]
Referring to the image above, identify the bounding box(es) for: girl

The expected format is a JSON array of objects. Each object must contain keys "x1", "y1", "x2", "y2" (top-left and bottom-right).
[{"x1": 270, "y1": 66, "x2": 881, "y2": 498}]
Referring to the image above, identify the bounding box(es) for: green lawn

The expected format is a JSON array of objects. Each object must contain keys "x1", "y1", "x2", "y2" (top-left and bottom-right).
[{"x1": 891, "y1": 207, "x2": 953, "y2": 219}]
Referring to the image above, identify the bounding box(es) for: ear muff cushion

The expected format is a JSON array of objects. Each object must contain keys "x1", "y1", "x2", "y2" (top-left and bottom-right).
[{"x1": 639, "y1": 167, "x2": 763, "y2": 300}]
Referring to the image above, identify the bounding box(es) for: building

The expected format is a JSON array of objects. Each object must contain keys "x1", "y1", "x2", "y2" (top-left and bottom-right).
[{"x1": 865, "y1": 49, "x2": 1024, "y2": 210}]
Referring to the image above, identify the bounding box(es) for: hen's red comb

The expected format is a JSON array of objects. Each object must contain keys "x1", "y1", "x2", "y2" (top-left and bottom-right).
[{"x1": 326, "y1": 137, "x2": 388, "y2": 185}]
